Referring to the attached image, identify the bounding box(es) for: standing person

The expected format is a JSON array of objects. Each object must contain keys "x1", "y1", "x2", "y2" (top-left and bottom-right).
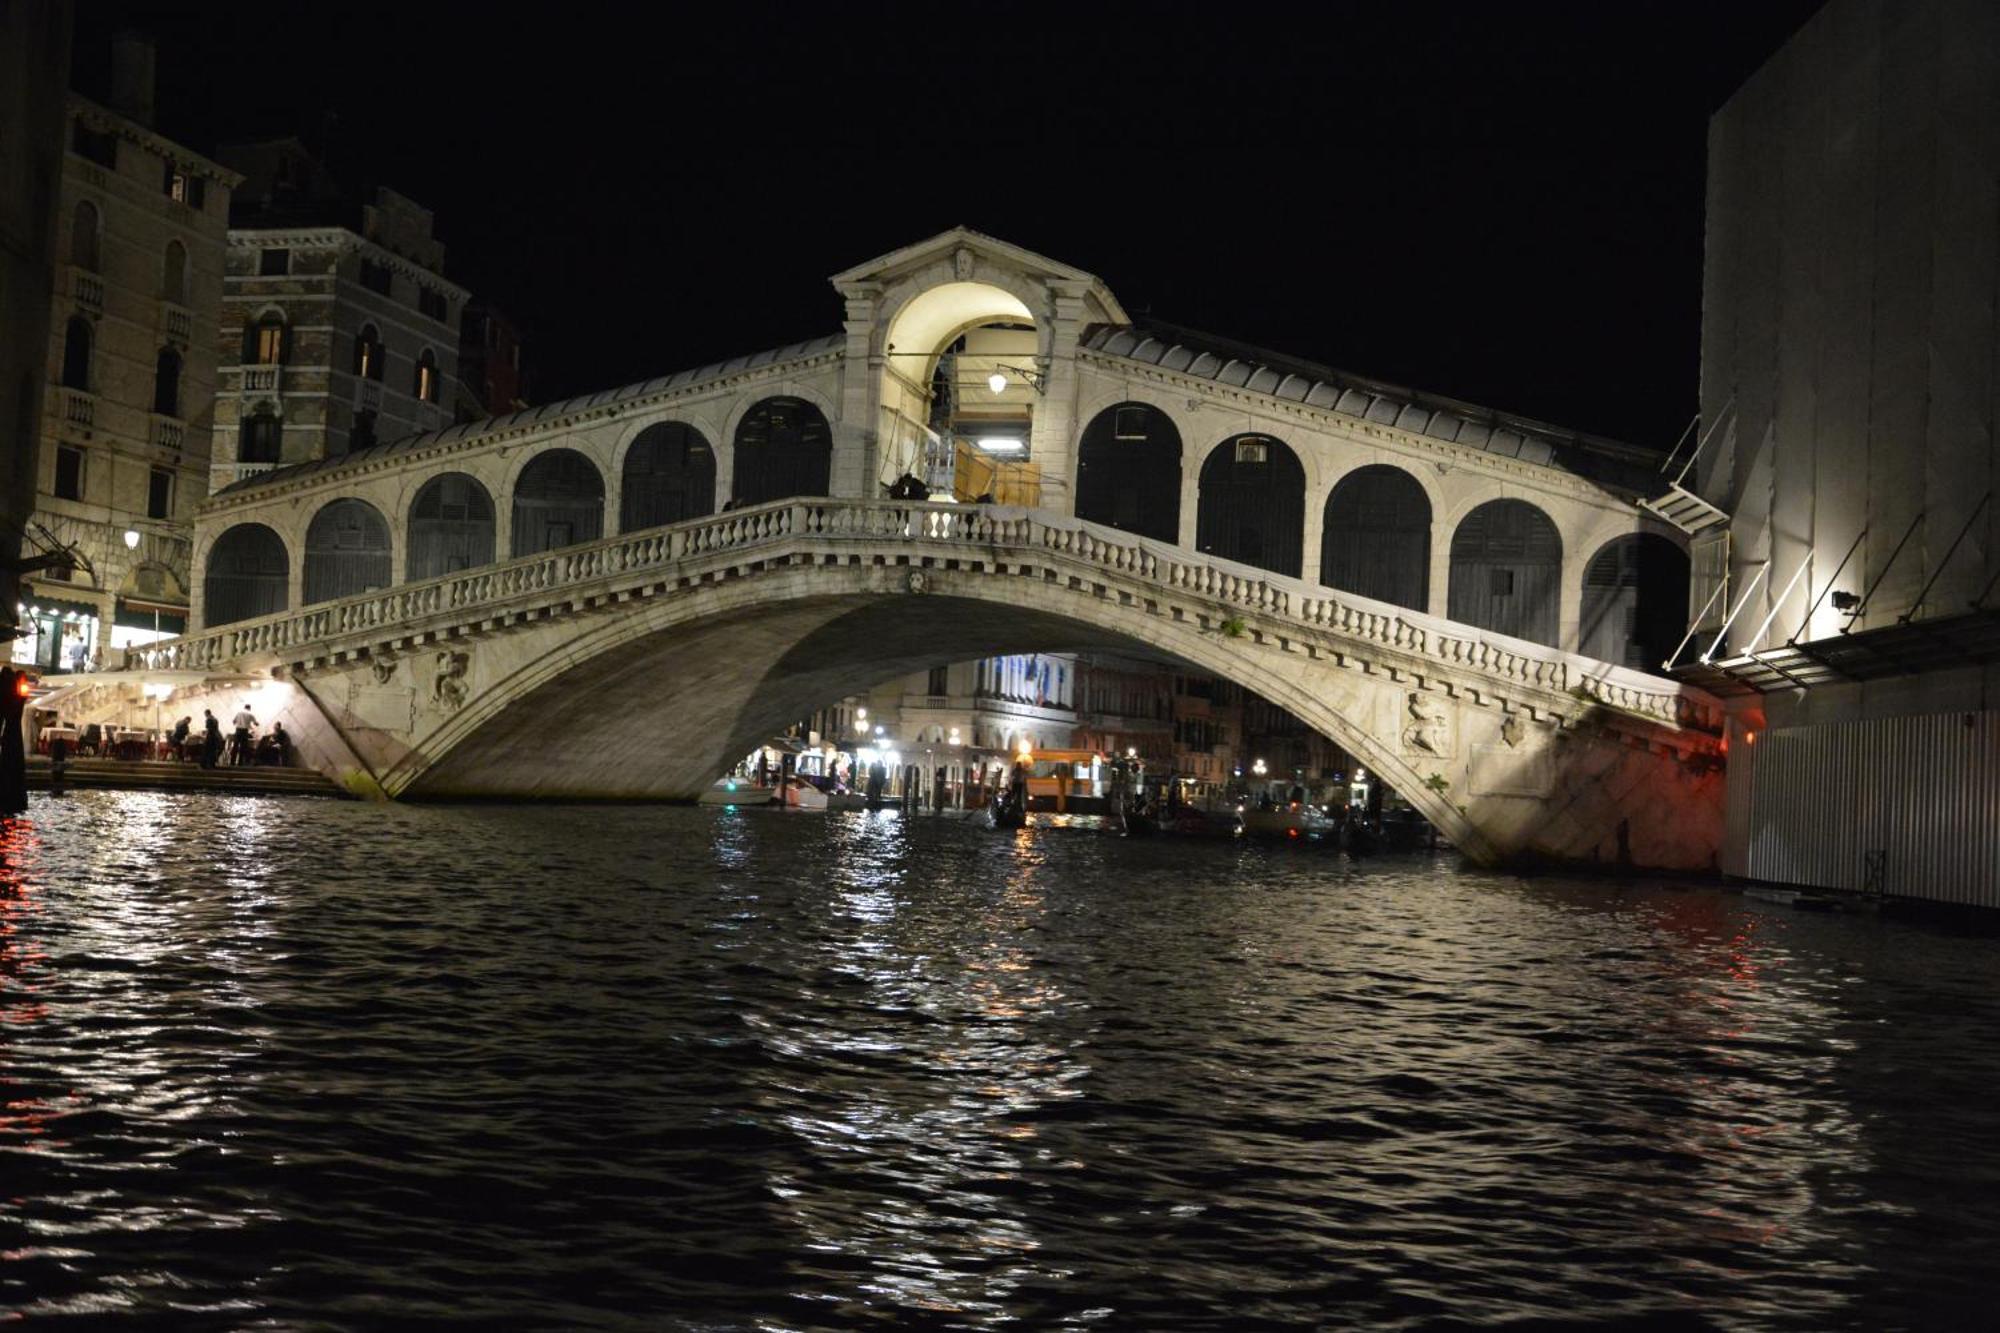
[
  {"x1": 0, "y1": 666, "x2": 26, "y2": 815},
  {"x1": 170, "y1": 716, "x2": 191, "y2": 761},
  {"x1": 230, "y1": 702, "x2": 257, "y2": 767},
  {"x1": 200, "y1": 709, "x2": 223, "y2": 769}
]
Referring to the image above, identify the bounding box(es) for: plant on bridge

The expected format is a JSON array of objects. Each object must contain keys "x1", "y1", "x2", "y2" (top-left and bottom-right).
[
  {"x1": 1423, "y1": 772, "x2": 1450, "y2": 794},
  {"x1": 1213, "y1": 615, "x2": 1248, "y2": 639}
]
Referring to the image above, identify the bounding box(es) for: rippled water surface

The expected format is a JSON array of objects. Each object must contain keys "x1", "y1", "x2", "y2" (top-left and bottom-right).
[{"x1": 3, "y1": 794, "x2": 2000, "y2": 1329}]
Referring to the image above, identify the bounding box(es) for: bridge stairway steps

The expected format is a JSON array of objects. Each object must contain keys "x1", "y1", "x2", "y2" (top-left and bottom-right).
[
  {"x1": 1640, "y1": 482, "x2": 1731, "y2": 536},
  {"x1": 24, "y1": 758, "x2": 350, "y2": 799}
]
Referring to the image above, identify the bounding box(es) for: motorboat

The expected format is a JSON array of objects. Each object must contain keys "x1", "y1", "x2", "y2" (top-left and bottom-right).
[
  {"x1": 1243, "y1": 803, "x2": 1340, "y2": 842},
  {"x1": 782, "y1": 777, "x2": 828, "y2": 810},
  {"x1": 699, "y1": 777, "x2": 776, "y2": 806}
]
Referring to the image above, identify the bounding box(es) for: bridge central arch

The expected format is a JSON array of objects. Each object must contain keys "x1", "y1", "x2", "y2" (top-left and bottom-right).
[{"x1": 397, "y1": 573, "x2": 1492, "y2": 857}]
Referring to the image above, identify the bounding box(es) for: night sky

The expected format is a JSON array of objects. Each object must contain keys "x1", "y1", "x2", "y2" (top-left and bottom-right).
[{"x1": 75, "y1": 1, "x2": 1821, "y2": 448}]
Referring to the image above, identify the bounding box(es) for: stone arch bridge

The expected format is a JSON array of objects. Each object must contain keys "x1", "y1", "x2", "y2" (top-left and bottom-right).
[{"x1": 133, "y1": 499, "x2": 1724, "y2": 870}]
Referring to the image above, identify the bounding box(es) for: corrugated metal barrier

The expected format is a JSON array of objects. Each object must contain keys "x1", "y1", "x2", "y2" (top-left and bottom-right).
[{"x1": 1747, "y1": 711, "x2": 2000, "y2": 907}]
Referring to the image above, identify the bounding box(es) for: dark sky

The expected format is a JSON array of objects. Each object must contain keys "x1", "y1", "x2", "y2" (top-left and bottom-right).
[{"x1": 76, "y1": 1, "x2": 1821, "y2": 448}]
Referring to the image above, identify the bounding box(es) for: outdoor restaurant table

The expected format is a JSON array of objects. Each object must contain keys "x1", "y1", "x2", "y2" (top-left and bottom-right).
[
  {"x1": 110, "y1": 729, "x2": 149, "y2": 759},
  {"x1": 37, "y1": 726, "x2": 78, "y2": 755}
]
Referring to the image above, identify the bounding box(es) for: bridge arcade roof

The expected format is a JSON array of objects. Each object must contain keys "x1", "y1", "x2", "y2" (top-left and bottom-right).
[
  {"x1": 1081, "y1": 320, "x2": 1663, "y2": 494},
  {"x1": 213, "y1": 332, "x2": 846, "y2": 497}
]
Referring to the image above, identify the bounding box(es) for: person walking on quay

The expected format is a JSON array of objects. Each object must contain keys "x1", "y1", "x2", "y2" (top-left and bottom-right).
[
  {"x1": 229, "y1": 702, "x2": 257, "y2": 766},
  {"x1": 169, "y1": 716, "x2": 191, "y2": 761},
  {"x1": 0, "y1": 666, "x2": 27, "y2": 816},
  {"x1": 200, "y1": 710, "x2": 223, "y2": 769}
]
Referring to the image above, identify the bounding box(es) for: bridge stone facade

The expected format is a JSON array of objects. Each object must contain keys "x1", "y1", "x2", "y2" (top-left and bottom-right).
[
  {"x1": 126, "y1": 228, "x2": 1723, "y2": 868},
  {"x1": 132, "y1": 499, "x2": 1724, "y2": 869}
]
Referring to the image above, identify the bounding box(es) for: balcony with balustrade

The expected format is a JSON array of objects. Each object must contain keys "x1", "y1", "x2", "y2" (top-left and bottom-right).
[
  {"x1": 241, "y1": 364, "x2": 283, "y2": 396},
  {"x1": 71, "y1": 266, "x2": 103, "y2": 315},
  {"x1": 151, "y1": 415, "x2": 185, "y2": 452}
]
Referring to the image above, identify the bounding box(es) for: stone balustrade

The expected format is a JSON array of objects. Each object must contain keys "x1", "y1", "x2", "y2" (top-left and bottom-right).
[{"x1": 131, "y1": 499, "x2": 1718, "y2": 735}]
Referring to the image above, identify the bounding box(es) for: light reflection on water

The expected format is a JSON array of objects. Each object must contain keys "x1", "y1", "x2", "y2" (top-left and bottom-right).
[{"x1": 1, "y1": 793, "x2": 1997, "y2": 1329}]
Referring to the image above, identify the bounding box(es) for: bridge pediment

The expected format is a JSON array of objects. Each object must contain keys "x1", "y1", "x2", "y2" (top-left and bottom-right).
[{"x1": 832, "y1": 228, "x2": 1128, "y2": 336}]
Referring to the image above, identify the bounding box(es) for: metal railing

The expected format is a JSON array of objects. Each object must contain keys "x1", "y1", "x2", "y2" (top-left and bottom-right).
[{"x1": 132, "y1": 499, "x2": 1719, "y2": 732}]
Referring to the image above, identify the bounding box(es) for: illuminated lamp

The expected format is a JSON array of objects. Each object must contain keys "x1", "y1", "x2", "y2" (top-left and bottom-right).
[
  {"x1": 976, "y1": 436, "x2": 1025, "y2": 455},
  {"x1": 123, "y1": 529, "x2": 140, "y2": 550},
  {"x1": 987, "y1": 371, "x2": 1007, "y2": 395}
]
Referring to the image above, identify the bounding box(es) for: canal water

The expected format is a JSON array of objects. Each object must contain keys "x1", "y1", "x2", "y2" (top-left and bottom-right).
[{"x1": 2, "y1": 794, "x2": 1997, "y2": 1330}]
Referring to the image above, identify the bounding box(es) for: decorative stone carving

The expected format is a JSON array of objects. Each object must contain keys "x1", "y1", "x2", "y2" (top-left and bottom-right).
[
  {"x1": 905, "y1": 569, "x2": 928, "y2": 594},
  {"x1": 1402, "y1": 690, "x2": 1451, "y2": 756},
  {"x1": 953, "y1": 247, "x2": 975, "y2": 281},
  {"x1": 1500, "y1": 714, "x2": 1524, "y2": 748},
  {"x1": 433, "y1": 650, "x2": 470, "y2": 711},
  {"x1": 369, "y1": 651, "x2": 399, "y2": 685}
]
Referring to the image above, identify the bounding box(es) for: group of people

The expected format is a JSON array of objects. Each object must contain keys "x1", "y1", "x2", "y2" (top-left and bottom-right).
[{"x1": 168, "y1": 703, "x2": 291, "y2": 769}]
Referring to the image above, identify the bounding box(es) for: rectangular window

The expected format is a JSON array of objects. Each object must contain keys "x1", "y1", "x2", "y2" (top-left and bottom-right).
[
  {"x1": 259, "y1": 248, "x2": 290, "y2": 276},
  {"x1": 1114, "y1": 406, "x2": 1150, "y2": 440},
  {"x1": 72, "y1": 122, "x2": 117, "y2": 168},
  {"x1": 927, "y1": 666, "x2": 949, "y2": 695},
  {"x1": 54, "y1": 446, "x2": 84, "y2": 500},
  {"x1": 418, "y1": 288, "x2": 447, "y2": 321},
  {"x1": 255, "y1": 324, "x2": 284, "y2": 364},
  {"x1": 1234, "y1": 438, "x2": 1269, "y2": 464},
  {"x1": 148, "y1": 466, "x2": 173, "y2": 519}
]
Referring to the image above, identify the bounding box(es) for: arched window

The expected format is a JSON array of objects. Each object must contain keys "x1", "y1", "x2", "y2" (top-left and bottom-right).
[
  {"x1": 407, "y1": 473, "x2": 496, "y2": 580},
  {"x1": 1580, "y1": 533, "x2": 1691, "y2": 670},
  {"x1": 203, "y1": 523, "x2": 289, "y2": 627},
  {"x1": 413, "y1": 348, "x2": 438, "y2": 402},
  {"x1": 621, "y1": 421, "x2": 715, "y2": 531},
  {"x1": 732, "y1": 396, "x2": 831, "y2": 506},
  {"x1": 239, "y1": 409, "x2": 281, "y2": 463},
  {"x1": 511, "y1": 448, "x2": 603, "y2": 557},
  {"x1": 303, "y1": 498, "x2": 393, "y2": 604},
  {"x1": 1076, "y1": 402, "x2": 1181, "y2": 542},
  {"x1": 1320, "y1": 465, "x2": 1431, "y2": 612},
  {"x1": 61, "y1": 316, "x2": 91, "y2": 390},
  {"x1": 162, "y1": 240, "x2": 189, "y2": 304},
  {"x1": 1196, "y1": 434, "x2": 1306, "y2": 578},
  {"x1": 1448, "y1": 499, "x2": 1563, "y2": 647},
  {"x1": 153, "y1": 346, "x2": 182, "y2": 418},
  {"x1": 241, "y1": 311, "x2": 287, "y2": 365},
  {"x1": 71, "y1": 201, "x2": 99, "y2": 271},
  {"x1": 353, "y1": 324, "x2": 384, "y2": 381}
]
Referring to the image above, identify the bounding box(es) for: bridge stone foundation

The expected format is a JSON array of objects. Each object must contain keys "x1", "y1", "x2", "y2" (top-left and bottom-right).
[{"x1": 129, "y1": 501, "x2": 1725, "y2": 870}]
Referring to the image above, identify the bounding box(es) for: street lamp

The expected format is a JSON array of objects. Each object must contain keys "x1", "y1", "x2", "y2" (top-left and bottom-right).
[
  {"x1": 122, "y1": 529, "x2": 140, "y2": 551},
  {"x1": 1252, "y1": 758, "x2": 1268, "y2": 776},
  {"x1": 987, "y1": 370, "x2": 1007, "y2": 394}
]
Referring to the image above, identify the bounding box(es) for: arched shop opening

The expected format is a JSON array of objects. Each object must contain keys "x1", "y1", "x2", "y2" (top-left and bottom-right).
[
  {"x1": 731, "y1": 398, "x2": 831, "y2": 507},
  {"x1": 303, "y1": 499, "x2": 393, "y2": 605},
  {"x1": 1447, "y1": 499, "x2": 1562, "y2": 647},
  {"x1": 621, "y1": 422, "x2": 716, "y2": 531},
  {"x1": 408, "y1": 473, "x2": 497, "y2": 581},
  {"x1": 1196, "y1": 434, "x2": 1306, "y2": 578},
  {"x1": 1075, "y1": 402, "x2": 1181, "y2": 543},
  {"x1": 512, "y1": 448, "x2": 605, "y2": 558},
  {"x1": 204, "y1": 523, "x2": 290, "y2": 627},
  {"x1": 1320, "y1": 464, "x2": 1430, "y2": 612}
]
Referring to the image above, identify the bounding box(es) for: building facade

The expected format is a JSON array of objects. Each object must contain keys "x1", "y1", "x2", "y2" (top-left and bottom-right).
[
  {"x1": 1689, "y1": 0, "x2": 2000, "y2": 905},
  {"x1": 0, "y1": 0, "x2": 72, "y2": 645},
  {"x1": 213, "y1": 140, "x2": 467, "y2": 498},
  {"x1": 13, "y1": 65, "x2": 235, "y2": 671}
]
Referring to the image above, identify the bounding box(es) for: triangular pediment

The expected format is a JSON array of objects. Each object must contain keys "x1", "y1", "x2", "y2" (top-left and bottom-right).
[{"x1": 831, "y1": 227, "x2": 1128, "y2": 322}]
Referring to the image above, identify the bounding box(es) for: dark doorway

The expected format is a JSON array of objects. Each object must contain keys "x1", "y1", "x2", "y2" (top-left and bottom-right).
[
  {"x1": 1196, "y1": 434, "x2": 1305, "y2": 578},
  {"x1": 1075, "y1": 402, "x2": 1181, "y2": 542},
  {"x1": 1320, "y1": 464, "x2": 1430, "y2": 612},
  {"x1": 1579, "y1": 533, "x2": 1691, "y2": 670}
]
